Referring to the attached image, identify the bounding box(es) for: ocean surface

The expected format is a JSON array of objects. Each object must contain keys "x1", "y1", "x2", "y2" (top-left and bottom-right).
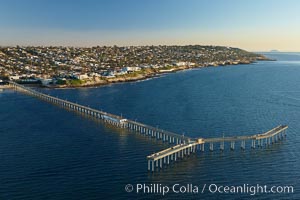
[{"x1": 0, "y1": 53, "x2": 300, "y2": 199}]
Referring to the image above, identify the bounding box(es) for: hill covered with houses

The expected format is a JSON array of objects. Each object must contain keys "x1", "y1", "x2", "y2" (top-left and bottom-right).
[{"x1": 0, "y1": 45, "x2": 269, "y2": 87}]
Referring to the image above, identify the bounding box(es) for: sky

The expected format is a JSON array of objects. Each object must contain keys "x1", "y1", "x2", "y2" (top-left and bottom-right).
[{"x1": 0, "y1": 0, "x2": 300, "y2": 51}]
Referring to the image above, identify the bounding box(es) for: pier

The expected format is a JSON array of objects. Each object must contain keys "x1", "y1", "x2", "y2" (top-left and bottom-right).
[
  {"x1": 147, "y1": 125, "x2": 287, "y2": 171},
  {"x1": 9, "y1": 81, "x2": 288, "y2": 172}
]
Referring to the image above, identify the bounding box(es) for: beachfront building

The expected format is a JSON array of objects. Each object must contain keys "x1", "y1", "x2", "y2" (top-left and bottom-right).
[
  {"x1": 122, "y1": 66, "x2": 141, "y2": 73},
  {"x1": 73, "y1": 73, "x2": 89, "y2": 80}
]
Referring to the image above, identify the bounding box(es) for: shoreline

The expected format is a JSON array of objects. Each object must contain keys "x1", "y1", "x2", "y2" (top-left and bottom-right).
[{"x1": 22, "y1": 58, "x2": 272, "y2": 89}]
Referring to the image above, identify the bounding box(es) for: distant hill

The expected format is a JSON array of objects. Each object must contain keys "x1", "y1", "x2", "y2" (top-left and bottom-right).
[{"x1": 270, "y1": 50, "x2": 280, "y2": 52}]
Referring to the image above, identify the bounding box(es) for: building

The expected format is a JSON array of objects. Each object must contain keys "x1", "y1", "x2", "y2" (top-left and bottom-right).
[
  {"x1": 74, "y1": 73, "x2": 89, "y2": 80},
  {"x1": 40, "y1": 78, "x2": 53, "y2": 86},
  {"x1": 122, "y1": 66, "x2": 141, "y2": 73},
  {"x1": 9, "y1": 75, "x2": 20, "y2": 80}
]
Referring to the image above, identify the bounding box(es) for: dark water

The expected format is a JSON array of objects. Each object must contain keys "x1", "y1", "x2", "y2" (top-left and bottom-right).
[{"x1": 1, "y1": 53, "x2": 300, "y2": 199}]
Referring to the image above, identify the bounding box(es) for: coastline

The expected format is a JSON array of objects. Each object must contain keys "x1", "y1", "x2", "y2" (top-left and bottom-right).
[
  {"x1": 1, "y1": 45, "x2": 274, "y2": 90},
  {"x1": 42, "y1": 58, "x2": 272, "y2": 89}
]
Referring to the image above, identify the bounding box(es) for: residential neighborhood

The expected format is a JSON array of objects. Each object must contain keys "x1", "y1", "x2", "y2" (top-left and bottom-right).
[{"x1": 0, "y1": 45, "x2": 268, "y2": 87}]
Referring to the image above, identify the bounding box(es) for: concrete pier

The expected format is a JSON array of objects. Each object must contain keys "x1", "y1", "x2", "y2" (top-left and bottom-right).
[
  {"x1": 9, "y1": 82, "x2": 289, "y2": 172},
  {"x1": 147, "y1": 125, "x2": 288, "y2": 171},
  {"x1": 9, "y1": 81, "x2": 189, "y2": 145},
  {"x1": 147, "y1": 138, "x2": 205, "y2": 172}
]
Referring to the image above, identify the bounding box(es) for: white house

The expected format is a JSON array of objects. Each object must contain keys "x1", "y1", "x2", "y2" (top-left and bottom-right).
[
  {"x1": 175, "y1": 62, "x2": 196, "y2": 67},
  {"x1": 74, "y1": 73, "x2": 89, "y2": 80},
  {"x1": 9, "y1": 75, "x2": 20, "y2": 80},
  {"x1": 122, "y1": 66, "x2": 141, "y2": 73},
  {"x1": 89, "y1": 72, "x2": 101, "y2": 77},
  {"x1": 175, "y1": 62, "x2": 187, "y2": 66},
  {"x1": 40, "y1": 78, "x2": 53, "y2": 86}
]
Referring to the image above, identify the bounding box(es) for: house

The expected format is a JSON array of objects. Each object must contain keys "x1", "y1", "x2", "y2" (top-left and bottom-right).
[
  {"x1": 151, "y1": 64, "x2": 162, "y2": 69},
  {"x1": 139, "y1": 65, "x2": 151, "y2": 69},
  {"x1": 102, "y1": 71, "x2": 116, "y2": 78},
  {"x1": 40, "y1": 78, "x2": 53, "y2": 86},
  {"x1": 9, "y1": 75, "x2": 20, "y2": 80},
  {"x1": 122, "y1": 66, "x2": 141, "y2": 73},
  {"x1": 175, "y1": 62, "x2": 187, "y2": 66},
  {"x1": 187, "y1": 62, "x2": 196, "y2": 67},
  {"x1": 114, "y1": 70, "x2": 127, "y2": 76},
  {"x1": 73, "y1": 73, "x2": 89, "y2": 80},
  {"x1": 88, "y1": 72, "x2": 101, "y2": 77}
]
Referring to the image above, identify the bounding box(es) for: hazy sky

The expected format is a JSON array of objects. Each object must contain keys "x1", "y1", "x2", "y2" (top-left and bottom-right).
[{"x1": 1, "y1": 0, "x2": 300, "y2": 51}]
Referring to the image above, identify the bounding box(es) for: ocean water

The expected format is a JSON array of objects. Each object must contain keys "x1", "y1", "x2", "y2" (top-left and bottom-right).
[{"x1": 0, "y1": 53, "x2": 299, "y2": 199}]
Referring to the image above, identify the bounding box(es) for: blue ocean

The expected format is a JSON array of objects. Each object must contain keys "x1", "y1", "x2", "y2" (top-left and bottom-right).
[{"x1": 0, "y1": 53, "x2": 299, "y2": 199}]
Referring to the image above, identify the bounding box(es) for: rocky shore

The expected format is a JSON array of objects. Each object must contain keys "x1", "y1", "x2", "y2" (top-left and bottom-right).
[
  {"x1": 1, "y1": 45, "x2": 273, "y2": 89},
  {"x1": 45, "y1": 57, "x2": 271, "y2": 89}
]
